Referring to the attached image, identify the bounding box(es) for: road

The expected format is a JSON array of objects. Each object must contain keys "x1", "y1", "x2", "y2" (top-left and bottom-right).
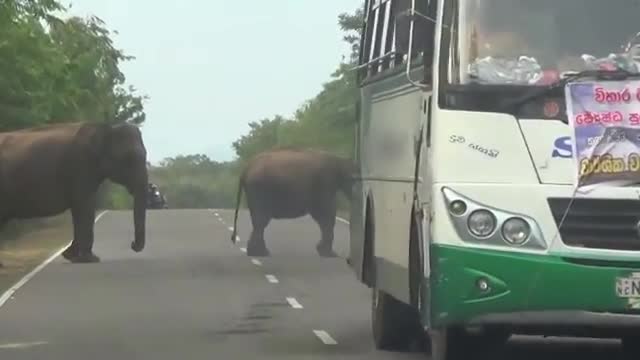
[{"x1": 0, "y1": 209, "x2": 629, "y2": 359}]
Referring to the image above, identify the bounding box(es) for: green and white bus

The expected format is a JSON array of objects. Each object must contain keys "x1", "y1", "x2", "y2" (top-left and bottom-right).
[{"x1": 348, "y1": 0, "x2": 640, "y2": 358}]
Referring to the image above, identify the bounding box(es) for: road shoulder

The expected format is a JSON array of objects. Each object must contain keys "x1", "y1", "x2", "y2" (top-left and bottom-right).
[{"x1": 0, "y1": 213, "x2": 72, "y2": 294}]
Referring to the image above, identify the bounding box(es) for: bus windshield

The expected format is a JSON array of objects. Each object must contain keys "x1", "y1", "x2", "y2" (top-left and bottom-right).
[{"x1": 446, "y1": 0, "x2": 640, "y2": 86}]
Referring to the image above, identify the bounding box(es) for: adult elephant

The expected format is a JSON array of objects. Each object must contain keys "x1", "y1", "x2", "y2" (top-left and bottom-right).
[
  {"x1": 230, "y1": 148, "x2": 355, "y2": 257},
  {"x1": 0, "y1": 122, "x2": 148, "y2": 266}
]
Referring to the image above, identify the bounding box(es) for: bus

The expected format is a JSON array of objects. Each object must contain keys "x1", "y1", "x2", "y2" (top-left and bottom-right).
[{"x1": 348, "y1": 0, "x2": 640, "y2": 359}]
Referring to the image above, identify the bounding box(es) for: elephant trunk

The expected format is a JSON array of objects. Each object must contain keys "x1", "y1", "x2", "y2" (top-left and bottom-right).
[
  {"x1": 131, "y1": 181, "x2": 147, "y2": 253},
  {"x1": 338, "y1": 159, "x2": 357, "y2": 199}
]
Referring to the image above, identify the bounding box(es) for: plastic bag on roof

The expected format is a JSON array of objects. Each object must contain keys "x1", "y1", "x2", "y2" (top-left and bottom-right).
[
  {"x1": 467, "y1": 55, "x2": 543, "y2": 85},
  {"x1": 581, "y1": 49, "x2": 640, "y2": 73}
]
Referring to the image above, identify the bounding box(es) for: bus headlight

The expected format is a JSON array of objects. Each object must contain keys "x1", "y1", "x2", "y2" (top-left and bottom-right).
[
  {"x1": 501, "y1": 217, "x2": 531, "y2": 245},
  {"x1": 467, "y1": 210, "x2": 496, "y2": 238},
  {"x1": 449, "y1": 200, "x2": 467, "y2": 216}
]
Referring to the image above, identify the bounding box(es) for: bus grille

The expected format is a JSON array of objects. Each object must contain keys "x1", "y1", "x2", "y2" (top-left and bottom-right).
[{"x1": 547, "y1": 197, "x2": 640, "y2": 251}]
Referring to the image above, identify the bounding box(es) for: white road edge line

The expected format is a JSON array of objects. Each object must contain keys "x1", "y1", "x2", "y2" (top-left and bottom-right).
[
  {"x1": 0, "y1": 341, "x2": 49, "y2": 349},
  {"x1": 286, "y1": 297, "x2": 303, "y2": 309},
  {"x1": 265, "y1": 274, "x2": 279, "y2": 284},
  {"x1": 0, "y1": 210, "x2": 109, "y2": 309},
  {"x1": 239, "y1": 247, "x2": 247, "y2": 253},
  {"x1": 313, "y1": 330, "x2": 338, "y2": 345},
  {"x1": 336, "y1": 217, "x2": 349, "y2": 225},
  {"x1": 251, "y1": 259, "x2": 262, "y2": 266}
]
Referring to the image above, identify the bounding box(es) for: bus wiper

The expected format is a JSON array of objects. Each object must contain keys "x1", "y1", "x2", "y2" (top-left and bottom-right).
[{"x1": 500, "y1": 69, "x2": 640, "y2": 119}]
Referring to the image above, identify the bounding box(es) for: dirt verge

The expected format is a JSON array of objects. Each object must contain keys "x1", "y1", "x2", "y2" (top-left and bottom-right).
[{"x1": 0, "y1": 212, "x2": 72, "y2": 294}]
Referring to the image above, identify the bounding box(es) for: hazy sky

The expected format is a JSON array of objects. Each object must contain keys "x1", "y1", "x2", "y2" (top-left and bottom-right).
[{"x1": 63, "y1": 0, "x2": 362, "y2": 164}]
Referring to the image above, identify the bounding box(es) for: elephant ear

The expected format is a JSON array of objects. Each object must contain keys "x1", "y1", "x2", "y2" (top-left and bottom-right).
[{"x1": 86, "y1": 123, "x2": 115, "y2": 173}]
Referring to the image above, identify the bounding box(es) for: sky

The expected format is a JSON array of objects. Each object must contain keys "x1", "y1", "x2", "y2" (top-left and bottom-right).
[{"x1": 62, "y1": 0, "x2": 362, "y2": 164}]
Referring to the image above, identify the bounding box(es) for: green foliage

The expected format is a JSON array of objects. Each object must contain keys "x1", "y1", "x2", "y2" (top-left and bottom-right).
[
  {"x1": 149, "y1": 155, "x2": 239, "y2": 209},
  {"x1": 154, "y1": 5, "x2": 364, "y2": 210},
  {"x1": 338, "y1": 6, "x2": 365, "y2": 64},
  {"x1": 0, "y1": 1, "x2": 147, "y2": 129},
  {"x1": 97, "y1": 181, "x2": 133, "y2": 209},
  {"x1": 231, "y1": 5, "x2": 363, "y2": 164}
]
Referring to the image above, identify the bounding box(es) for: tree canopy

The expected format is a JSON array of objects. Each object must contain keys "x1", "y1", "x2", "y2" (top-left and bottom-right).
[{"x1": 0, "y1": 0, "x2": 147, "y2": 131}]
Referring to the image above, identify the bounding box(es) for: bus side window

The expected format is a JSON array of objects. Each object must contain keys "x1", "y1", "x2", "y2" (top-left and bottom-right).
[
  {"x1": 393, "y1": 0, "x2": 437, "y2": 85},
  {"x1": 358, "y1": 0, "x2": 402, "y2": 80},
  {"x1": 358, "y1": 0, "x2": 436, "y2": 83}
]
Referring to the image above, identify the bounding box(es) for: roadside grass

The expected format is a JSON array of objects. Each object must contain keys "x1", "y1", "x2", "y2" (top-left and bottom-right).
[{"x1": 0, "y1": 212, "x2": 72, "y2": 294}]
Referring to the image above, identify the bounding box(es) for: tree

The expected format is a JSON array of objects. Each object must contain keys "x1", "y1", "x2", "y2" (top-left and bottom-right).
[
  {"x1": 232, "y1": 116, "x2": 290, "y2": 162},
  {"x1": 48, "y1": 15, "x2": 148, "y2": 124},
  {"x1": 338, "y1": 5, "x2": 365, "y2": 65},
  {"x1": 231, "y1": 5, "x2": 364, "y2": 160},
  {"x1": 148, "y1": 155, "x2": 239, "y2": 209},
  {"x1": 0, "y1": 1, "x2": 148, "y2": 131}
]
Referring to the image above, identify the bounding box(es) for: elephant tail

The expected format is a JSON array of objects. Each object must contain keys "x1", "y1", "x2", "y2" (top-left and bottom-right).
[{"x1": 230, "y1": 168, "x2": 245, "y2": 244}]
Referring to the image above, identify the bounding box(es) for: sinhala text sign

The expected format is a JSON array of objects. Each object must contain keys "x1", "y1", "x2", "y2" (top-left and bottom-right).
[{"x1": 565, "y1": 80, "x2": 640, "y2": 187}]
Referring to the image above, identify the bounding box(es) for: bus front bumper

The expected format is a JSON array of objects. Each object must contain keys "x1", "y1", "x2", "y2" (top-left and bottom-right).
[{"x1": 430, "y1": 245, "x2": 640, "y2": 336}]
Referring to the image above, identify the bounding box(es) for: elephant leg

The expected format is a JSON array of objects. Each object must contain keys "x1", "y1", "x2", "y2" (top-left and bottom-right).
[
  {"x1": 61, "y1": 218, "x2": 80, "y2": 261},
  {"x1": 246, "y1": 208, "x2": 271, "y2": 257},
  {"x1": 311, "y1": 202, "x2": 337, "y2": 258},
  {"x1": 61, "y1": 241, "x2": 79, "y2": 261},
  {"x1": 65, "y1": 195, "x2": 100, "y2": 263}
]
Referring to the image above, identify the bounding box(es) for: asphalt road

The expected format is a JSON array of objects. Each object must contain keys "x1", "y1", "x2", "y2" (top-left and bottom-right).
[{"x1": 0, "y1": 209, "x2": 630, "y2": 359}]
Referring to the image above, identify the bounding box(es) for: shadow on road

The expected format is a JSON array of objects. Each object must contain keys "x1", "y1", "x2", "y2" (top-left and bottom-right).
[{"x1": 496, "y1": 337, "x2": 623, "y2": 360}]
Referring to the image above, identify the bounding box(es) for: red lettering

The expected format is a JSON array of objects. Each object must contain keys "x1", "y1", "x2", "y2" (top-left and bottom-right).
[
  {"x1": 595, "y1": 87, "x2": 605, "y2": 102},
  {"x1": 630, "y1": 113, "x2": 640, "y2": 125},
  {"x1": 594, "y1": 86, "x2": 632, "y2": 103},
  {"x1": 584, "y1": 112, "x2": 594, "y2": 124},
  {"x1": 574, "y1": 112, "x2": 590, "y2": 125},
  {"x1": 613, "y1": 111, "x2": 623, "y2": 122},
  {"x1": 575, "y1": 111, "x2": 624, "y2": 126}
]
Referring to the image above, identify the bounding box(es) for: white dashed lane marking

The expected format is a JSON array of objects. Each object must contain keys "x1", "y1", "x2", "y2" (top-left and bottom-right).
[
  {"x1": 216, "y1": 210, "x2": 346, "y2": 346},
  {"x1": 0, "y1": 341, "x2": 49, "y2": 349},
  {"x1": 286, "y1": 297, "x2": 303, "y2": 309},
  {"x1": 313, "y1": 330, "x2": 338, "y2": 345}
]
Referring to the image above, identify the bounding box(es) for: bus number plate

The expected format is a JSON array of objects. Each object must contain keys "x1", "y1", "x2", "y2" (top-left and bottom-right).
[{"x1": 616, "y1": 277, "x2": 640, "y2": 298}]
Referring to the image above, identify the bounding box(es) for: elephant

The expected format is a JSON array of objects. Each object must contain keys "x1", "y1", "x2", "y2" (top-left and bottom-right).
[
  {"x1": 0, "y1": 122, "x2": 148, "y2": 266},
  {"x1": 230, "y1": 148, "x2": 355, "y2": 257}
]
